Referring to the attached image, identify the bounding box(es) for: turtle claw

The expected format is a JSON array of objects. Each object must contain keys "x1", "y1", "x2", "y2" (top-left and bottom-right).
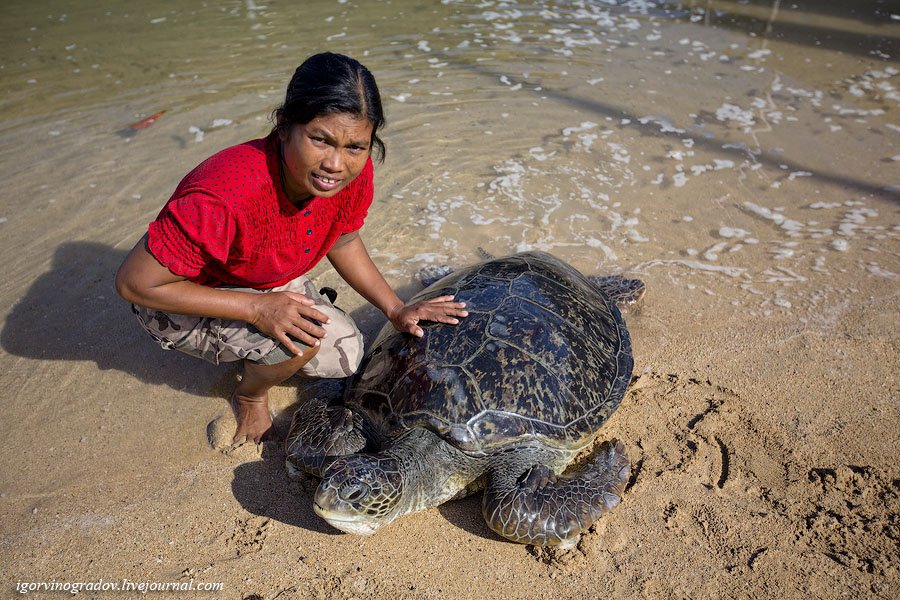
[
  {"x1": 555, "y1": 535, "x2": 581, "y2": 551},
  {"x1": 603, "y1": 491, "x2": 622, "y2": 510},
  {"x1": 520, "y1": 465, "x2": 553, "y2": 493}
]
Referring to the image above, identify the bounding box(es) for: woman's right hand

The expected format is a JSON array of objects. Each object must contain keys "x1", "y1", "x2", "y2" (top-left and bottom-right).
[
  {"x1": 246, "y1": 291, "x2": 331, "y2": 356},
  {"x1": 116, "y1": 236, "x2": 331, "y2": 356}
]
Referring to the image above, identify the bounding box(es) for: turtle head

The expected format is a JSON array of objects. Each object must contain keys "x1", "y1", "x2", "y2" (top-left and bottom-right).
[{"x1": 313, "y1": 454, "x2": 404, "y2": 535}]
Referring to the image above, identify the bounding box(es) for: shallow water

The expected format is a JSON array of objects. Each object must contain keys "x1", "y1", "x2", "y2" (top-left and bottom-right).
[{"x1": 1, "y1": 1, "x2": 898, "y2": 423}]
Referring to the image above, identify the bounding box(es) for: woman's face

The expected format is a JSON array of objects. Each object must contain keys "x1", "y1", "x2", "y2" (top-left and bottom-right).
[{"x1": 278, "y1": 112, "x2": 373, "y2": 203}]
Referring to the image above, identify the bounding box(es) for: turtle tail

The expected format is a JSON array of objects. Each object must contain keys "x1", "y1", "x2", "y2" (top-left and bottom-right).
[{"x1": 481, "y1": 440, "x2": 629, "y2": 548}]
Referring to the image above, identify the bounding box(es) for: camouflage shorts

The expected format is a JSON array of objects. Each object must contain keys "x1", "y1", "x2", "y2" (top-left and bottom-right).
[{"x1": 132, "y1": 276, "x2": 363, "y2": 378}]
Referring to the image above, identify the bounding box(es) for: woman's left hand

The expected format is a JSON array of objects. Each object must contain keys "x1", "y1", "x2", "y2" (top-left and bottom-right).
[{"x1": 388, "y1": 295, "x2": 468, "y2": 337}]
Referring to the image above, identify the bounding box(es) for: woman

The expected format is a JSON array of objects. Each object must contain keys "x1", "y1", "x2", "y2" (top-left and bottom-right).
[{"x1": 116, "y1": 53, "x2": 467, "y2": 445}]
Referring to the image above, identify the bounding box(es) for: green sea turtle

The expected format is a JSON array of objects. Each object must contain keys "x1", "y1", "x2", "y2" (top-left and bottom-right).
[{"x1": 285, "y1": 251, "x2": 643, "y2": 547}]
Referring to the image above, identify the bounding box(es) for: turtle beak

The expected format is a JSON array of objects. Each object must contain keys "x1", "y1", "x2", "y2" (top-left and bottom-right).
[
  {"x1": 312, "y1": 484, "x2": 351, "y2": 518},
  {"x1": 313, "y1": 487, "x2": 380, "y2": 535}
]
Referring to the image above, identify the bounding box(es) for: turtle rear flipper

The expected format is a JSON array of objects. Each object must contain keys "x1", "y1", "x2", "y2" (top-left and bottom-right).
[
  {"x1": 417, "y1": 265, "x2": 456, "y2": 288},
  {"x1": 417, "y1": 248, "x2": 498, "y2": 288},
  {"x1": 481, "y1": 441, "x2": 629, "y2": 548},
  {"x1": 285, "y1": 398, "x2": 367, "y2": 479},
  {"x1": 589, "y1": 276, "x2": 645, "y2": 310}
]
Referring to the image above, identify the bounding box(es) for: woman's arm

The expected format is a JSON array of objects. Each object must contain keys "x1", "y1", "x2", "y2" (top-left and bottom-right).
[
  {"x1": 326, "y1": 232, "x2": 468, "y2": 337},
  {"x1": 115, "y1": 235, "x2": 330, "y2": 355}
]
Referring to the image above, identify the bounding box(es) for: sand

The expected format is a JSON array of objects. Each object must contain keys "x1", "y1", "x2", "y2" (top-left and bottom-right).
[
  {"x1": 1, "y1": 0, "x2": 898, "y2": 598},
  {"x1": 2, "y1": 239, "x2": 897, "y2": 599}
]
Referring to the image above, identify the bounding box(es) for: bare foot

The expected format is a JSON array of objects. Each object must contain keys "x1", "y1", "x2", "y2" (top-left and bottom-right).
[{"x1": 231, "y1": 392, "x2": 273, "y2": 445}]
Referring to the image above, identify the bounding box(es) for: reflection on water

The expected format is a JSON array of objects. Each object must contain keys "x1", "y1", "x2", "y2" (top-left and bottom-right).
[
  {"x1": 662, "y1": 0, "x2": 896, "y2": 37},
  {"x1": 0, "y1": 0, "x2": 897, "y2": 328}
]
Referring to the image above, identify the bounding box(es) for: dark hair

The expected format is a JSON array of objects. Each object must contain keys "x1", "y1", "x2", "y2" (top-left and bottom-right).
[{"x1": 274, "y1": 52, "x2": 386, "y2": 162}]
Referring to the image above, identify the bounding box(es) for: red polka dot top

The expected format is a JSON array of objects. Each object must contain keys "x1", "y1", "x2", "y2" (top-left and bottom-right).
[{"x1": 147, "y1": 133, "x2": 373, "y2": 289}]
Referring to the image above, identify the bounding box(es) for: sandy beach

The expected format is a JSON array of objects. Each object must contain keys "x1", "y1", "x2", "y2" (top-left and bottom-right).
[{"x1": 1, "y1": 0, "x2": 897, "y2": 598}]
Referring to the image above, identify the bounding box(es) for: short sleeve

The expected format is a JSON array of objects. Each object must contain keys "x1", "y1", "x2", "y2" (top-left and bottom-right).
[
  {"x1": 147, "y1": 191, "x2": 236, "y2": 278},
  {"x1": 338, "y1": 158, "x2": 374, "y2": 234}
]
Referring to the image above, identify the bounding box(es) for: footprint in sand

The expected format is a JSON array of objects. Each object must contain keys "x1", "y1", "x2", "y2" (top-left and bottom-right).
[{"x1": 206, "y1": 411, "x2": 238, "y2": 451}]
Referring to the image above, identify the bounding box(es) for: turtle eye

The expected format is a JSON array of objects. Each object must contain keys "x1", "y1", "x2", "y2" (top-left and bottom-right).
[{"x1": 339, "y1": 482, "x2": 369, "y2": 503}]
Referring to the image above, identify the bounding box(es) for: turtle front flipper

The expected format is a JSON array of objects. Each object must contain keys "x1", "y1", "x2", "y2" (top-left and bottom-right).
[
  {"x1": 481, "y1": 441, "x2": 629, "y2": 548},
  {"x1": 285, "y1": 398, "x2": 367, "y2": 479}
]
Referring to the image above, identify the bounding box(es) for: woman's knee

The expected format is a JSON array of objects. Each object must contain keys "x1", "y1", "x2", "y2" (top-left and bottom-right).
[{"x1": 299, "y1": 320, "x2": 364, "y2": 378}]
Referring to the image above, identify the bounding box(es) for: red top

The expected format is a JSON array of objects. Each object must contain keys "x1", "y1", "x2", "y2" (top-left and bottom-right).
[{"x1": 147, "y1": 133, "x2": 374, "y2": 289}]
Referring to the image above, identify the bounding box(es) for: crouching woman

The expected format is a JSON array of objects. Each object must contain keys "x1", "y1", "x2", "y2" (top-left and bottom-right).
[{"x1": 115, "y1": 53, "x2": 467, "y2": 445}]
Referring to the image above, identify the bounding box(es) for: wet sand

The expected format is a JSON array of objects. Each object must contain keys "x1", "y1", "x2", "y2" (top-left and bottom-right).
[{"x1": 1, "y1": 0, "x2": 898, "y2": 598}]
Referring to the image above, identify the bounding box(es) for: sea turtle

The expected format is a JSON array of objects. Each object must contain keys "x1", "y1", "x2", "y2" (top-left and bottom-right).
[{"x1": 285, "y1": 251, "x2": 643, "y2": 548}]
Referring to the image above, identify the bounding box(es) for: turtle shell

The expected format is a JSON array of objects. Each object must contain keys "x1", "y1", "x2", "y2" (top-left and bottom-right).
[{"x1": 347, "y1": 251, "x2": 633, "y2": 453}]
